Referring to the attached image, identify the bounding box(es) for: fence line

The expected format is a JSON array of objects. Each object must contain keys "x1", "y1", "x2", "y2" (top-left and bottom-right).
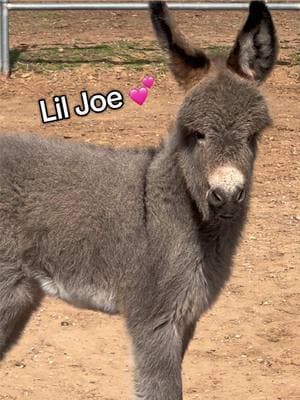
[
  {"x1": 6, "y1": 2, "x2": 300, "y2": 10},
  {"x1": 1, "y1": 1, "x2": 300, "y2": 76}
]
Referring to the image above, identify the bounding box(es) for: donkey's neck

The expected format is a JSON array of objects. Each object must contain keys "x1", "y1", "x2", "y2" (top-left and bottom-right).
[{"x1": 146, "y1": 142, "x2": 193, "y2": 226}]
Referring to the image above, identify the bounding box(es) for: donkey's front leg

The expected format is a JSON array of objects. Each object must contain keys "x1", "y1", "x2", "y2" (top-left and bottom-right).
[{"x1": 131, "y1": 324, "x2": 183, "y2": 400}]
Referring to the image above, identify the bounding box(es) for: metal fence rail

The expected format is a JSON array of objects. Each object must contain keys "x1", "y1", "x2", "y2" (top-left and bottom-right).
[{"x1": 1, "y1": 1, "x2": 300, "y2": 76}]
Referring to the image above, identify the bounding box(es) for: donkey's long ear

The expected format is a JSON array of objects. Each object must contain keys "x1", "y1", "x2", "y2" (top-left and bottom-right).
[
  {"x1": 227, "y1": 1, "x2": 278, "y2": 83},
  {"x1": 149, "y1": 1, "x2": 210, "y2": 89}
]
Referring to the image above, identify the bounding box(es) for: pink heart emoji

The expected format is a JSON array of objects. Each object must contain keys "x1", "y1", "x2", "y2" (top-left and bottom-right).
[
  {"x1": 129, "y1": 87, "x2": 148, "y2": 106},
  {"x1": 142, "y1": 76, "x2": 155, "y2": 89}
]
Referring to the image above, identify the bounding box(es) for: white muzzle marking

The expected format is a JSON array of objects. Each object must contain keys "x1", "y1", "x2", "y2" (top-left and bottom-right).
[{"x1": 209, "y1": 165, "x2": 245, "y2": 193}]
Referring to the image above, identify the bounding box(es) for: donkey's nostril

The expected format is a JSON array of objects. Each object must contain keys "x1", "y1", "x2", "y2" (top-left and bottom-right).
[
  {"x1": 207, "y1": 188, "x2": 225, "y2": 207},
  {"x1": 235, "y1": 187, "x2": 245, "y2": 203}
]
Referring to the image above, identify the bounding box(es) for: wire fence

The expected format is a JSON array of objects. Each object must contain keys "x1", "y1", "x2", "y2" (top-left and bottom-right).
[{"x1": 1, "y1": 1, "x2": 299, "y2": 76}]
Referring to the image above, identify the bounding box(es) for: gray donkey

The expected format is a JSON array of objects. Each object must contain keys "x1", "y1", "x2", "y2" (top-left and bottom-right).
[{"x1": 0, "y1": 1, "x2": 278, "y2": 399}]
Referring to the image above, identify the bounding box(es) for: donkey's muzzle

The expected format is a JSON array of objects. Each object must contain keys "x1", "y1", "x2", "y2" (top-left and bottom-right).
[
  {"x1": 207, "y1": 186, "x2": 245, "y2": 210},
  {"x1": 207, "y1": 165, "x2": 246, "y2": 215}
]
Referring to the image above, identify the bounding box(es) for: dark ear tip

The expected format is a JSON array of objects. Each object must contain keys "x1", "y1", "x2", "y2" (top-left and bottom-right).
[{"x1": 249, "y1": 1, "x2": 269, "y2": 14}]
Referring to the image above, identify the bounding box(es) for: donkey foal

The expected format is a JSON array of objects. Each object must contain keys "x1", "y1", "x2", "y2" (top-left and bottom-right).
[{"x1": 0, "y1": 1, "x2": 278, "y2": 399}]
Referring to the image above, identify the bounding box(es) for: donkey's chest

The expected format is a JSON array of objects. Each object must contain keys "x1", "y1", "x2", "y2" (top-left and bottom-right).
[{"x1": 173, "y1": 254, "x2": 232, "y2": 326}]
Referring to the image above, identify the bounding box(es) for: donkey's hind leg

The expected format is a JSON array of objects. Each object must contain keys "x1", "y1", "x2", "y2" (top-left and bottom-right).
[{"x1": 0, "y1": 264, "x2": 42, "y2": 361}]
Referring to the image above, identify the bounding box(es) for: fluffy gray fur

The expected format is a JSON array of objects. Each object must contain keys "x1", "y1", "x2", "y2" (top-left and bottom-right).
[{"x1": 0, "y1": 2, "x2": 278, "y2": 399}]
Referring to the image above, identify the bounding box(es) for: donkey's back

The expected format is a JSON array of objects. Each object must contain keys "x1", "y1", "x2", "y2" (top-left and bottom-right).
[{"x1": 0, "y1": 133, "x2": 151, "y2": 229}]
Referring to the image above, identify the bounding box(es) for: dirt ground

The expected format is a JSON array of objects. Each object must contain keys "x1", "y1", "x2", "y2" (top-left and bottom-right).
[{"x1": 0, "y1": 6, "x2": 299, "y2": 400}]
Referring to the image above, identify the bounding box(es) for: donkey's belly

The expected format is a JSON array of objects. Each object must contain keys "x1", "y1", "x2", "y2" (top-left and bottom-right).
[{"x1": 38, "y1": 276, "x2": 119, "y2": 314}]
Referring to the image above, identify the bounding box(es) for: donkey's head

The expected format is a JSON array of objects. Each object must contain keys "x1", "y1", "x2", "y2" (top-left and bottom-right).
[{"x1": 150, "y1": 1, "x2": 278, "y2": 221}]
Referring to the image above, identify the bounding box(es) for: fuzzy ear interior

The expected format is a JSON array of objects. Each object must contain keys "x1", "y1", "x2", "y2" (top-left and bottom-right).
[
  {"x1": 227, "y1": 1, "x2": 278, "y2": 83},
  {"x1": 149, "y1": 1, "x2": 210, "y2": 89}
]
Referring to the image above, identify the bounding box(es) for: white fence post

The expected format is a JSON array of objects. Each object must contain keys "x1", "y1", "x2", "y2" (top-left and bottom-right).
[{"x1": 1, "y1": 0, "x2": 9, "y2": 76}]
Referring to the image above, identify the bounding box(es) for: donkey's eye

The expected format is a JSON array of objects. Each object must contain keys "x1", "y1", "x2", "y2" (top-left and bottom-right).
[{"x1": 196, "y1": 132, "x2": 206, "y2": 141}]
